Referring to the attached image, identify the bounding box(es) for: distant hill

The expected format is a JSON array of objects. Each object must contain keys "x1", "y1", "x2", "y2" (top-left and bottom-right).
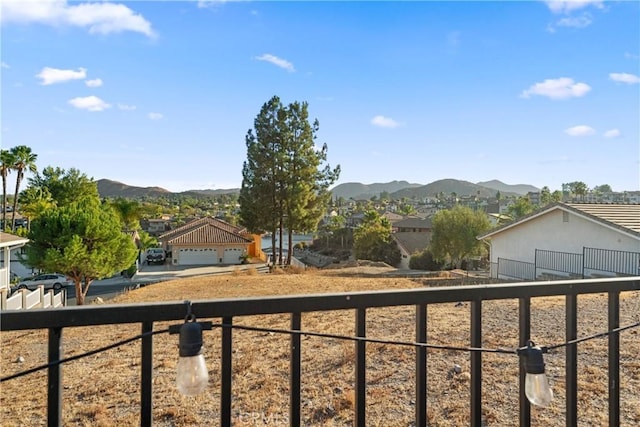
[
  {"x1": 389, "y1": 178, "x2": 524, "y2": 199},
  {"x1": 97, "y1": 177, "x2": 537, "y2": 200},
  {"x1": 97, "y1": 179, "x2": 172, "y2": 198},
  {"x1": 476, "y1": 180, "x2": 539, "y2": 195},
  {"x1": 97, "y1": 179, "x2": 240, "y2": 199},
  {"x1": 330, "y1": 181, "x2": 422, "y2": 200}
]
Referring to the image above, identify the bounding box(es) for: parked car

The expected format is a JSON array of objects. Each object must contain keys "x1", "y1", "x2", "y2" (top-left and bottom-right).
[
  {"x1": 146, "y1": 248, "x2": 166, "y2": 265},
  {"x1": 16, "y1": 273, "x2": 71, "y2": 291}
]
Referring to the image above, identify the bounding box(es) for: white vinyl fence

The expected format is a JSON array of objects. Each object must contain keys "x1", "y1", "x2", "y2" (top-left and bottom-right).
[{"x1": 0, "y1": 286, "x2": 66, "y2": 310}]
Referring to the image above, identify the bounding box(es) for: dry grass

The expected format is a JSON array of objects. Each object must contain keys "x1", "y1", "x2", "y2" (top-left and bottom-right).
[{"x1": 1, "y1": 269, "x2": 639, "y2": 426}]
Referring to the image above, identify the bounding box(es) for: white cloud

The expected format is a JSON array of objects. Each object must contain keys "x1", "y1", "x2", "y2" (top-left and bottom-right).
[
  {"x1": 545, "y1": 1, "x2": 604, "y2": 31},
  {"x1": 564, "y1": 125, "x2": 595, "y2": 136},
  {"x1": 85, "y1": 78, "x2": 103, "y2": 87},
  {"x1": 36, "y1": 66, "x2": 86, "y2": 85},
  {"x1": 603, "y1": 129, "x2": 621, "y2": 139},
  {"x1": 255, "y1": 54, "x2": 295, "y2": 72},
  {"x1": 371, "y1": 115, "x2": 401, "y2": 129},
  {"x1": 554, "y1": 14, "x2": 592, "y2": 28},
  {"x1": 197, "y1": 0, "x2": 228, "y2": 8},
  {"x1": 1, "y1": 62, "x2": 9, "y2": 69},
  {"x1": 68, "y1": 95, "x2": 111, "y2": 112},
  {"x1": 545, "y1": 0, "x2": 604, "y2": 14},
  {"x1": 198, "y1": 0, "x2": 249, "y2": 8},
  {"x1": 148, "y1": 112, "x2": 163, "y2": 120},
  {"x1": 118, "y1": 103, "x2": 137, "y2": 111},
  {"x1": 609, "y1": 72, "x2": 640, "y2": 84},
  {"x1": 624, "y1": 52, "x2": 639, "y2": 60},
  {"x1": 521, "y1": 77, "x2": 591, "y2": 99},
  {"x1": 1, "y1": 0, "x2": 155, "y2": 38}
]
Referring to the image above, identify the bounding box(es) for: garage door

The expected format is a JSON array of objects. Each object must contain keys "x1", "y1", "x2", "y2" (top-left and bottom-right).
[
  {"x1": 223, "y1": 248, "x2": 243, "y2": 264},
  {"x1": 178, "y1": 248, "x2": 218, "y2": 265}
]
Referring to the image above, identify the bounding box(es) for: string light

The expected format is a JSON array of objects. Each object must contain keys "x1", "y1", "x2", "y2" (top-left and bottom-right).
[
  {"x1": 175, "y1": 317, "x2": 209, "y2": 396},
  {"x1": 170, "y1": 301, "x2": 212, "y2": 396},
  {"x1": 517, "y1": 341, "x2": 553, "y2": 407},
  {"x1": 2, "y1": 312, "x2": 638, "y2": 408}
]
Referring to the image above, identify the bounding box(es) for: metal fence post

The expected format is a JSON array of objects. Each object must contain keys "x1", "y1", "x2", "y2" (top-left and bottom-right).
[{"x1": 47, "y1": 327, "x2": 63, "y2": 427}]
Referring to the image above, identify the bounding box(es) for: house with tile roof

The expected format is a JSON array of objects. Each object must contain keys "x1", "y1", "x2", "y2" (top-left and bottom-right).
[
  {"x1": 478, "y1": 203, "x2": 640, "y2": 279},
  {"x1": 158, "y1": 217, "x2": 257, "y2": 266}
]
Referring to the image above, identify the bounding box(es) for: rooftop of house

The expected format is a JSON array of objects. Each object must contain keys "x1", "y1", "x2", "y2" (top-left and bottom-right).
[
  {"x1": 393, "y1": 217, "x2": 432, "y2": 229},
  {"x1": 159, "y1": 217, "x2": 252, "y2": 245},
  {"x1": 479, "y1": 202, "x2": 640, "y2": 240},
  {"x1": 0, "y1": 231, "x2": 29, "y2": 248}
]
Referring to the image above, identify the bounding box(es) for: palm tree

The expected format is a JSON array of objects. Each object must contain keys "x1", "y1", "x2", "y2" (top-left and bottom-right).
[
  {"x1": 18, "y1": 185, "x2": 55, "y2": 226},
  {"x1": 10, "y1": 145, "x2": 37, "y2": 232},
  {"x1": 0, "y1": 149, "x2": 16, "y2": 231},
  {"x1": 110, "y1": 198, "x2": 141, "y2": 231}
]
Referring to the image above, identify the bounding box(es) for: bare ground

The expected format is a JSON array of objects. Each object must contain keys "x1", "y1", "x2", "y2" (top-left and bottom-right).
[{"x1": 1, "y1": 267, "x2": 639, "y2": 426}]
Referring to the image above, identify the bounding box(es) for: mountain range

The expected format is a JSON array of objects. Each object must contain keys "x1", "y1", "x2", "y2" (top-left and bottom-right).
[
  {"x1": 97, "y1": 178, "x2": 538, "y2": 200},
  {"x1": 331, "y1": 179, "x2": 538, "y2": 200},
  {"x1": 96, "y1": 179, "x2": 240, "y2": 199}
]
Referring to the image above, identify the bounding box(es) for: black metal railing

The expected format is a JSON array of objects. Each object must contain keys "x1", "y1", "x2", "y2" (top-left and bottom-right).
[
  {"x1": 1, "y1": 277, "x2": 639, "y2": 426},
  {"x1": 584, "y1": 247, "x2": 640, "y2": 276},
  {"x1": 497, "y1": 257, "x2": 535, "y2": 280},
  {"x1": 496, "y1": 247, "x2": 640, "y2": 281},
  {"x1": 535, "y1": 249, "x2": 583, "y2": 277}
]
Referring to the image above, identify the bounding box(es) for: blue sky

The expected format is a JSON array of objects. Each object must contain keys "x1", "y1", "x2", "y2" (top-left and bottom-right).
[{"x1": 1, "y1": 0, "x2": 639, "y2": 193}]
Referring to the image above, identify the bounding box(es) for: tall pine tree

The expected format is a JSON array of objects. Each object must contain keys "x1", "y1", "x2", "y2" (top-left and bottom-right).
[{"x1": 239, "y1": 96, "x2": 340, "y2": 265}]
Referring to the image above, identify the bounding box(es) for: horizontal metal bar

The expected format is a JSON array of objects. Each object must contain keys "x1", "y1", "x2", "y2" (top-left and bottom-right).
[{"x1": 2, "y1": 277, "x2": 639, "y2": 331}]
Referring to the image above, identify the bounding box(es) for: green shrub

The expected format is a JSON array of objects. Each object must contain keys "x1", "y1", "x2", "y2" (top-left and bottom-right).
[{"x1": 409, "y1": 249, "x2": 443, "y2": 271}]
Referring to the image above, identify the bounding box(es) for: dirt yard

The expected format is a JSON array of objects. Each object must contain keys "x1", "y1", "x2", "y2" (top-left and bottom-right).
[{"x1": 1, "y1": 267, "x2": 639, "y2": 426}]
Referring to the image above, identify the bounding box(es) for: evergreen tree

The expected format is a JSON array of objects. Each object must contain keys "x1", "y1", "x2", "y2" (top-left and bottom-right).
[
  {"x1": 25, "y1": 199, "x2": 137, "y2": 305},
  {"x1": 239, "y1": 96, "x2": 339, "y2": 265}
]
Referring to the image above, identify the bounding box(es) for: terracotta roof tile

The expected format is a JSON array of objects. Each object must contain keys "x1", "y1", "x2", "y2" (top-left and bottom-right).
[{"x1": 160, "y1": 217, "x2": 252, "y2": 245}]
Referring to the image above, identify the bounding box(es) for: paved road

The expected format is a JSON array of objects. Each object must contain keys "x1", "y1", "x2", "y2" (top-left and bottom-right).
[{"x1": 66, "y1": 262, "x2": 269, "y2": 305}]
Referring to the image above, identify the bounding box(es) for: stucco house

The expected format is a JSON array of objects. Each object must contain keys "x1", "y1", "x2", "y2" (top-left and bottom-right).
[
  {"x1": 479, "y1": 203, "x2": 640, "y2": 279},
  {"x1": 0, "y1": 232, "x2": 29, "y2": 290},
  {"x1": 158, "y1": 217, "x2": 256, "y2": 266},
  {"x1": 142, "y1": 218, "x2": 172, "y2": 236}
]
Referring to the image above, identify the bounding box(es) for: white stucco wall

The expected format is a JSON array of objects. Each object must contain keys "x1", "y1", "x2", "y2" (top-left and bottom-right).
[{"x1": 487, "y1": 209, "x2": 640, "y2": 265}]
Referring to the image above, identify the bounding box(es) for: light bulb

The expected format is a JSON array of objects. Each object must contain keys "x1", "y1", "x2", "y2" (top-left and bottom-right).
[
  {"x1": 176, "y1": 353, "x2": 209, "y2": 396},
  {"x1": 176, "y1": 321, "x2": 209, "y2": 396},
  {"x1": 518, "y1": 341, "x2": 553, "y2": 408},
  {"x1": 525, "y1": 371, "x2": 553, "y2": 407}
]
